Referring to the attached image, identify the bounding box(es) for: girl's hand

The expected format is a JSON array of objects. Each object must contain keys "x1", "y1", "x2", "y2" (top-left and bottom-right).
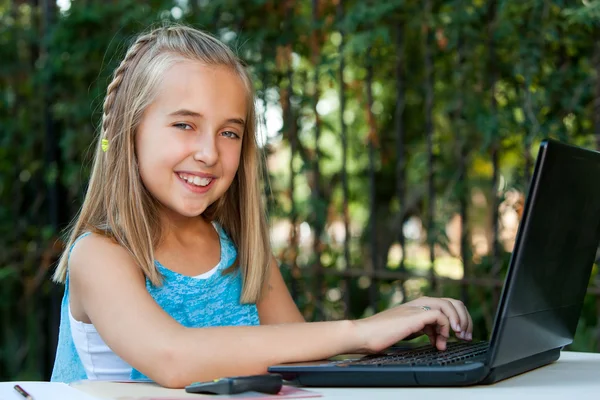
[
  {"x1": 351, "y1": 296, "x2": 473, "y2": 353},
  {"x1": 403, "y1": 296, "x2": 473, "y2": 342}
]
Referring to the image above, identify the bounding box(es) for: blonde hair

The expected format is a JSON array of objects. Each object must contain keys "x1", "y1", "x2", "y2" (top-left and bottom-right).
[{"x1": 53, "y1": 24, "x2": 271, "y2": 303}]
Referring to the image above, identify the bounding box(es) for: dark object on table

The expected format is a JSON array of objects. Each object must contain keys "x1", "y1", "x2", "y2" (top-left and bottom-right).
[{"x1": 185, "y1": 373, "x2": 282, "y2": 395}]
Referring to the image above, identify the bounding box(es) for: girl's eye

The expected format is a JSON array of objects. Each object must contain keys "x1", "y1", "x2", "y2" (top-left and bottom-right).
[
  {"x1": 221, "y1": 131, "x2": 240, "y2": 139},
  {"x1": 173, "y1": 123, "x2": 193, "y2": 130}
]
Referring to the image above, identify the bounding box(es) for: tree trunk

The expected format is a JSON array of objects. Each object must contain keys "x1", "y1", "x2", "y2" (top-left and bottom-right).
[
  {"x1": 260, "y1": 65, "x2": 274, "y2": 215},
  {"x1": 311, "y1": 0, "x2": 323, "y2": 320},
  {"x1": 455, "y1": 20, "x2": 470, "y2": 305},
  {"x1": 280, "y1": 0, "x2": 300, "y2": 303},
  {"x1": 523, "y1": 2, "x2": 547, "y2": 188},
  {"x1": 366, "y1": 54, "x2": 379, "y2": 310},
  {"x1": 424, "y1": 0, "x2": 437, "y2": 292},
  {"x1": 487, "y1": 0, "x2": 501, "y2": 323},
  {"x1": 41, "y1": 0, "x2": 63, "y2": 380},
  {"x1": 337, "y1": 0, "x2": 352, "y2": 319},
  {"x1": 394, "y1": 21, "x2": 407, "y2": 301}
]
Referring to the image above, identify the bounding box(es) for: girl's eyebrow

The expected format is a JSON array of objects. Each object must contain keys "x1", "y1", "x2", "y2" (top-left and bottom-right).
[
  {"x1": 168, "y1": 109, "x2": 202, "y2": 118},
  {"x1": 168, "y1": 109, "x2": 245, "y2": 127}
]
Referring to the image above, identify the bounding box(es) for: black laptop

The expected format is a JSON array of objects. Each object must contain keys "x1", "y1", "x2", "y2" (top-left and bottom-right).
[{"x1": 268, "y1": 139, "x2": 600, "y2": 386}]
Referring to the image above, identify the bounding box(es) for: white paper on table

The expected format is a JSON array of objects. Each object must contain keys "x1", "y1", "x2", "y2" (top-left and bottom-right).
[{"x1": 0, "y1": 381, "x2": 104, "y2": 400}]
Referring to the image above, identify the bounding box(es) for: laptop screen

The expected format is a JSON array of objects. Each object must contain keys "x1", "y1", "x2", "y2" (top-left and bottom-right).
[{"x1": 489, "y1": 140, "x2": 600, "y2": 368}]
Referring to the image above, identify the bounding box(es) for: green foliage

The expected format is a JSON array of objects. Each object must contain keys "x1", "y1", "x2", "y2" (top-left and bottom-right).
[{"x1": 1, "y1": 0, "x2": 599, "y2": 381}]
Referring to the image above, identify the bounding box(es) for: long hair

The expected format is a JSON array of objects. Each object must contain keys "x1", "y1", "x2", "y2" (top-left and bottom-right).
[{"x1": 53, "y1": 24, "x2": 271, "y2": 303}]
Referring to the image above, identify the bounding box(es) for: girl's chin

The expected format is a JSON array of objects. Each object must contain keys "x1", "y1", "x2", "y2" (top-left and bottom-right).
[
  {"x1": 178, "y1": 208, "x2": 208, "y2": 218},
  {"x1": 159, "y1": 203, "x2": 209, "y2": 219}
]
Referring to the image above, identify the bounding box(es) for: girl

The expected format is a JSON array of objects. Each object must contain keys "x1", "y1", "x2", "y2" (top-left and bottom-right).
[{"x1": 50, "y1": 24, "x2": 473, "y2": 388}]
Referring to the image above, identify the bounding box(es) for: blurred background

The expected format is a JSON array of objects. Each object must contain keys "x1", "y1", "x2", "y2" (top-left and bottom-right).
[{"x1": 1, "y1": 0, "x2": 600, "y2": 381}]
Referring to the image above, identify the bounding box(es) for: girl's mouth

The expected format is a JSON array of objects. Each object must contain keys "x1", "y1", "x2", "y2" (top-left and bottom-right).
[{"x1": 176, "y1": 173, "x2": 216, "y2": 192}]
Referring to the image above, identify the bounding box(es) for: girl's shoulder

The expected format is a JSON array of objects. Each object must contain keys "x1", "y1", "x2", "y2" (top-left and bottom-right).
[
  {"x1": 69, "y1": 231, "x2": 122, "y2": 258},
  {"x1": 68, "y1": 231, "x2": 144, "y2": 281}
]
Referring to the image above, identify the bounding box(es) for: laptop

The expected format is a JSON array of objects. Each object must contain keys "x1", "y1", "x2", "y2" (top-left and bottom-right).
[{"x1": 268, "y1": 139, "x2": 600, "y2": 386}]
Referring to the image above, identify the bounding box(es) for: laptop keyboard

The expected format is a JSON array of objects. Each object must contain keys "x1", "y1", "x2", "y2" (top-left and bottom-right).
[{"x1": 338, "y1": 341, "x2": 489, "y2": 367}]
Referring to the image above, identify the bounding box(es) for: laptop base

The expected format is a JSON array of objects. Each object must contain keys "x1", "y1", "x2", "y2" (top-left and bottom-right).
[
  {"x1": 276, "y1": 360, "x2": 487, "y2": 387},
  {"x1": 277, "y1": 348, "x2": 561, "y2": 387},
  {"x1": 481, "y1": 348, "x2": 561, "y2": 385}
]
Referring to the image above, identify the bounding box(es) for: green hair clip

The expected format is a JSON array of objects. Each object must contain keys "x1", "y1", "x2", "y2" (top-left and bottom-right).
[{"x1": 101, "y1": 138, "x2": 109, "y2": 152}]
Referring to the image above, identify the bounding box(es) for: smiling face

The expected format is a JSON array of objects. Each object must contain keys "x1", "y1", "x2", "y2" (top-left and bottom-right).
[{"x1": 135, "y1": 61, "x2": 248, "y2": 220}]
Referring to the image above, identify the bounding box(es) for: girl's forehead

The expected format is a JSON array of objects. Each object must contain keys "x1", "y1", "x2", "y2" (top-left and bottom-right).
[{"x1": 151, "y1": 61, "x2": 248, "y2": 118}]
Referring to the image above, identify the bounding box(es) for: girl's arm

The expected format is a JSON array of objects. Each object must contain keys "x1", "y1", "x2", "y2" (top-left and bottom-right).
[
  {"x1": 69, "y1": 234, "x2": 462, "y2": 389},
  {"x1": 256, "y1": 256, "x2": 305, "y2": 324}
]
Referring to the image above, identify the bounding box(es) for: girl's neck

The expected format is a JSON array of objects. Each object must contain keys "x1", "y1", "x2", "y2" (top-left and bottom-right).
[
  {"x1": 158, "y1": 207, "x2": 213, "y2": 247},
  {"x1": 154, "y1": 207, "x2": 221, "y2": 275}
]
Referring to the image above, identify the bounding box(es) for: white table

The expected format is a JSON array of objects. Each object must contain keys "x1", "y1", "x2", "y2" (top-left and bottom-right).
[{"x1": 72, "y1": 351, "x2": 600, "y2": 399}]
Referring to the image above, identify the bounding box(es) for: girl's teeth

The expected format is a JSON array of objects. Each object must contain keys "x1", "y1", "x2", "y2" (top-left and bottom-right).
[
  {"x1": 179, "y1": 174, "x2": 211, "y2": 187},
  {"x1": 193, "y1": 176, "x2": 211, "y2": 186}
]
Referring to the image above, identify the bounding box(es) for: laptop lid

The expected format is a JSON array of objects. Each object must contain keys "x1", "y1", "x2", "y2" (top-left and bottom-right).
[{"x1": 487, "y1": 139, "x2": 600, "y2": 368}]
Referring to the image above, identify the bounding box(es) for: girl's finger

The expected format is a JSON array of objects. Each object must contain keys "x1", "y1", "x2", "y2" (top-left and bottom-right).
[
  {"x1": 421, "y1": 309, "x2": 450, "y2": 350},
  {"x1": 444, "y1": 298, "x2": 470, "y2": 338},
  {"x1": 465, "y1": 305, "x2": 473, "y2": 339},
  {"x1": 423, "y1": 325, "x2": 436, "y2": 346},
  {"x1": 429, "y1": 298, "x2": 461, "y2": 335},
  {"x1": 435, "y1": 324, "x2": 448, "y2": 350}
]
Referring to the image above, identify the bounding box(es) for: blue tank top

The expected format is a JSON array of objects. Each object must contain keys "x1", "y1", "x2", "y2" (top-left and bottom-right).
[{"x1": 50, "y1": 223, "x2": 260, "y2": 383}]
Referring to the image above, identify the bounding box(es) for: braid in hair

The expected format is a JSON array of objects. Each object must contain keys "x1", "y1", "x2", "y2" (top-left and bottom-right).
[{"x1": 101, "y1": 30, "x2": 160, "y2": 138}]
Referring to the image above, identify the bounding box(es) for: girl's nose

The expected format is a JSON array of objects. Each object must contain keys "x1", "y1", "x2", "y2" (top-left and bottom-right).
[{"x1": 192, "y1": 133, "x2": 218, "y2": 166}]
